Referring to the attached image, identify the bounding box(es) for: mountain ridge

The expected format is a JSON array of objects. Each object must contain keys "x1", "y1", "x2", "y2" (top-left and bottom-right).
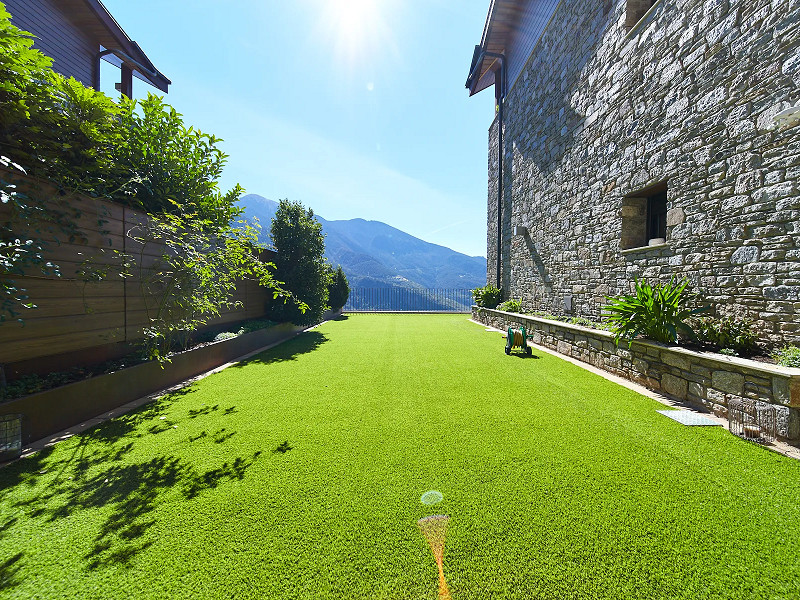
[{"x1": 238, "y1": 194, "x2": 486, "y2": 290}]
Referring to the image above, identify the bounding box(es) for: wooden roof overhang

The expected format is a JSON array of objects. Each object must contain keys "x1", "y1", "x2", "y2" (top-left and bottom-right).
[
  {"x1": 64, "y1": 0, "x2": 171, "y2": 93},
  {"x1": 466, "y1": 0, "x2": 526, "y2": 96}
]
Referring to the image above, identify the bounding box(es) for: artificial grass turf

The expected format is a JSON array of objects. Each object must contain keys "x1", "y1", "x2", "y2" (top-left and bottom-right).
[{"x1": 1, "y1": 314, "x2": 799, "y2": 599}]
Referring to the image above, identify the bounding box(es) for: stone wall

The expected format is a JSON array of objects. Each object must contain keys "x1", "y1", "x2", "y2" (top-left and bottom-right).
[
  {"x1": 473, "y1": 306, "x2": 800, "y2": 442},
  {"x1": 487, "y1": 0, "x2": 800, "y2": 345}
]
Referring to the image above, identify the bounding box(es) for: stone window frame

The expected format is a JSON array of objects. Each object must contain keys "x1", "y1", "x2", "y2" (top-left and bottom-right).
[
  {"x1": 625, "y1": 0, "x2": 663, "y2": 34},
  {"x1": 620, "y1": 180, "x2": 670, "y2": 252}
]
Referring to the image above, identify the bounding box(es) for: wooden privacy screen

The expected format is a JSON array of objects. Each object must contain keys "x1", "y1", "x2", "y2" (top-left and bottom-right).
[{"x1": 0, "y1": 176, "x2": 276, "y2": 367}]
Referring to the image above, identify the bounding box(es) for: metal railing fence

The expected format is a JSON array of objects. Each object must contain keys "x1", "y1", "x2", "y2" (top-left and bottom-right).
[{"x1": 344, "y1": 288, "x2": 473, "y2": 313}]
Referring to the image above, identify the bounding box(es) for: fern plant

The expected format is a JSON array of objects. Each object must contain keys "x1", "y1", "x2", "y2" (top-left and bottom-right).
[{"x1": 602, "y1": 278, "x2": 706, "y2": 346}]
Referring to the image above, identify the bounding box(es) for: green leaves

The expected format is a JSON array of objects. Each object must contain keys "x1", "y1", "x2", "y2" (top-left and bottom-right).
[
  {"x1": 772, "y1": 345, "x2": 800, "y2": 368},
  {"x1": 602, "y1": 277, "x2": 707, "y2": 346},
  {"x1": 471, "y1": 284, "x2": 502, "y2": 308},
  {"x1": 0, "y1": 9, "x2": 304, "y2": 341},
  {"x1": 124, "y1": 205, "x2": 293, "y2": 363},
  {"x1": 0, "y1": 9, "x2": 236, "y2": 221},
  {"x1": 327, "y1": 265, "x2": 350, "y2": 311},
  {"x1": 268, "y1": 199, "x2": 329, "y2": 326},
  {"x1": 691, "y1": 316, "x2": 758, "y2": 355},
  {"x1": 498, "y1": 298, "x2": 522, "y2": 313}
]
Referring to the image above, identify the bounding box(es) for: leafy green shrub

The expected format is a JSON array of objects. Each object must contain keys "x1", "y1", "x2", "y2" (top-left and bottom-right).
[
  {"x1": 772, "y1": 346, "x2": 800, "y2": 368},
  {"x1": 0, "y1": 4, "x2": 56, "y2": 152},
  {"x1": 0, "y1": 8, "x2": 241, "y2": 221},
  {"x1": 602, "y1": 278, "x2": 707, "y2": 346},
  {"x1": 327, "y1": 265, "x2": 350, "y2": 311},
  {"x1": 213, "y1": 331, "x2": 239, "y2": 342},
  {"x1": 126, "y1": 207, "x2": 290, "y2": 362},
  {"x1": 0, "y1": 10, "x2": 302, "y2": 349},
  {"x1": 267, "y1": 199, "x2": 327, "y2": 326},
  {"x1": 567, "y1": 316, "x2": 598, "y2": 328},
  {"x1": 498, "y1": 298, "x2": 522, "y2": 313},
  {"x1": 237, "y1": 319, "x2": 277, "y2": 334},
  {"x1": 691, "y1": 316, "x2": 758, "y2": 355},
  {"x1": 472, "y1": 284, "x2": 502, "y2": 309}
]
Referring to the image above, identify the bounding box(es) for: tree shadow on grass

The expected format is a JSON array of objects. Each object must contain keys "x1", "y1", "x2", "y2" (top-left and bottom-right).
[
  {"x1": 6, "y1": 449, "x2": 264, "y2": 571},
  {"x1": 81, "y1": 388, "x2": 196, "y2": 448},
  {"x1": 0, "y1": 385, "x2": 261, "y2": 574},
  {"x1": 0, "y1": 552, "x2": 23, "y2": 592},
  {"x1": 232, "y1": 331, "x2": 328, "y2": 367},
  {"x1": 0, "y1": 512, "x2": 23, "y2": 592}
]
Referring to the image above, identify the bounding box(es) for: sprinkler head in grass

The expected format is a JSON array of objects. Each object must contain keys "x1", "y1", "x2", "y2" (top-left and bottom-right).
[
  {"x1": 417, "y1": 515, "x2": 452, "y2": 600},
  {"x1": 421, "y1": 490, "x2": 443, "y2": 505}
]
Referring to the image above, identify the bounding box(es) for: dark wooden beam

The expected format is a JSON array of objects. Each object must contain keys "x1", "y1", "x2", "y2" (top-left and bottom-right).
[{"x1": 120, "y1": 64, "x2": 133, "y2": 98}]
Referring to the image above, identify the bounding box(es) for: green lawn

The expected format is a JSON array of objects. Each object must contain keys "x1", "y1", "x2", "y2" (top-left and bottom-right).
[{"x1": 1, "y1": 314, "x2": 799, "y2": 599}]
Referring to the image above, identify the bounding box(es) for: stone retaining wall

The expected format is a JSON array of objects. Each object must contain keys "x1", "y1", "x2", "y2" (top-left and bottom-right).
[{"x1": 473, "y1": 306, "x2": 800, "y2": 442}]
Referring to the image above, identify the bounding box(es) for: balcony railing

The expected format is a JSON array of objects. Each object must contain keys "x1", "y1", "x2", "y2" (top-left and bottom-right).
[{"x1": 344, "y1": 288, "x2": 473, "y2": 313}]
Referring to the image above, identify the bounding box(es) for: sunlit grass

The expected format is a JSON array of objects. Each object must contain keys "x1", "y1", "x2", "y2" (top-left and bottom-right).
[{"x1": 1, "y1": 314, "x2": 799, "y2": 599}]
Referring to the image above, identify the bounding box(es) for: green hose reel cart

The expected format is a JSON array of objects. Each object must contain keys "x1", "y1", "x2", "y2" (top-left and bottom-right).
[{"x1": 505, "y1": 326, "x2": 532, "y2": 356}]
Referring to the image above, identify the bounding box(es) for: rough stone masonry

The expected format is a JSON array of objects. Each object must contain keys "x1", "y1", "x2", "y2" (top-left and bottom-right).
[{"x1": 486, "y1": 0, "x2": 800, "y2": 346}]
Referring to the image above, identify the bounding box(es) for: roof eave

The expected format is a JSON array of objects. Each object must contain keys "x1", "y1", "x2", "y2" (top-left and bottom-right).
[
  {"x1": 80, "y1": 0, "x2": 171, "y2": 92},
  {"x1": 465, "y1": 0, "x2": 524, "y2": 97}
]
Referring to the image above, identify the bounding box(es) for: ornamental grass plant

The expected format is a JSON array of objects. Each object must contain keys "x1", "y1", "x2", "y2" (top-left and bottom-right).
[{"x1": 603, "y1": 277, "x2": 707, "y2": 346}]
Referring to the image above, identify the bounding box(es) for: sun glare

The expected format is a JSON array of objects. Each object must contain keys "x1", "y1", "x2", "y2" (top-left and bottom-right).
[
  {"x1": 321, "y1": 0, "x2": 395, "y2": 67},
  {"x1": 331, "y1": 0, "x2": 375, "y2": 39}
]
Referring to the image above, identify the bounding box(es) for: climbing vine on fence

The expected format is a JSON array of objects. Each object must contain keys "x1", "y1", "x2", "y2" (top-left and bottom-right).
[{"x1": 0, "y1": 7, "x2": 305, "y2": 355}]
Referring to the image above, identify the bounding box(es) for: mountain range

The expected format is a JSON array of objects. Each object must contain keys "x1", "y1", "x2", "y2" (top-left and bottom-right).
[{"x1": 237, "y1": 194, "x2": 487, "y2": 290}]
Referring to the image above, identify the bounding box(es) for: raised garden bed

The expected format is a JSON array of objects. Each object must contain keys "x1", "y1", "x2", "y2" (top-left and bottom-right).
[
  {"x1": 473, "y1": 306, "x2": 800, "y2": 442},
  {"x1": 0, "y1": 312, "x2": 339, "y2": 445}
]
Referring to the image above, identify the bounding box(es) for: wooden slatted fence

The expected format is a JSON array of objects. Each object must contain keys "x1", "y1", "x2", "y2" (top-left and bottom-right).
[{"x1": 0, "y1": 174, "x2": 276, "y2": 372}]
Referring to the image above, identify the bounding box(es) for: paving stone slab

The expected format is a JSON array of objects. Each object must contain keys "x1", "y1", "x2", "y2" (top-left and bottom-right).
[{"x1": 657, "y1": 410, "x2": 722, "y2": 427}]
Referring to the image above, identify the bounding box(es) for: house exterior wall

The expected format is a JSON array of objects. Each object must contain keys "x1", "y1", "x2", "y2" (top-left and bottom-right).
[
  {"x1": 505, "y1": 0, "x2": 561, "y2": 89},
  {"x1": 5, "y1": 0, "x2": 96, "y2": 86},
  {"x1": 488, "y1": 0, "x2": 800, "y2": 345}
]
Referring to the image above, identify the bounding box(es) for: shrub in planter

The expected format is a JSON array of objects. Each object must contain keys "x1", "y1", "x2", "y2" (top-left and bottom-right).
[
  {"x1": 603, "y1": 278, "x2": 707, "y2": 346},
  {"x1": 472, "y1": 284, "x2": 502, "y2": 309},
  {"x1": 772, "y1": 346, "x2": 800, "y2": 368},
  {"x1": 213, "y1": 331, "x2": 239, "y2": 342},
  {"x1": 691, "y1": 316, "x2": 758, "y2": 355},
  {"x1": 498, "y1": 298, "x2": 522, "y2": 313}
]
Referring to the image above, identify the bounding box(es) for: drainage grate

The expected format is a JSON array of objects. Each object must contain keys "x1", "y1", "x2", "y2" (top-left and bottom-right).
[
  {"x1": 657, "y1": 410, "x2": 721, "y2": 427},
  {"x1": 0, "y1": 414, "x2": 23, "y2": 461}
]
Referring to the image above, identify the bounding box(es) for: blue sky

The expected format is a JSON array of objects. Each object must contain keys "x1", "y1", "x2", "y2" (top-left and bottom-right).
[{"x1": 99, "y1": 0, "x2": 496, "y2": 257}]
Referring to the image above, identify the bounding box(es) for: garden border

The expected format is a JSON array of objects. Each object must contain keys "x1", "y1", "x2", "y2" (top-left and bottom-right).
[
  {"x1": 1, "y1": 311, "x2": 340, "y2": 444},
  {"x1": 472, "y1": 307, "x2": 800, "y2": 442}
]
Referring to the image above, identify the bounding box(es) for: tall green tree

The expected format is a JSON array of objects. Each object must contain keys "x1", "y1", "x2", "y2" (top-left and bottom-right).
[
  {"x1": 269, "y1": 199, "x2": 330, "y2": 325},
  {"x1": 327, "y1": 264, "x2": 350, "y2": 312}
]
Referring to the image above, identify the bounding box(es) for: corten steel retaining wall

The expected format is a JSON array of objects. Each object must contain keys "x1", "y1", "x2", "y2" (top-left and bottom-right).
[
  {"x1": 0, "y1": 173, "x2": 277, "y2": 377},
  {"x1": 473, "y1": 307, "x2": 800, "y2": 442}
]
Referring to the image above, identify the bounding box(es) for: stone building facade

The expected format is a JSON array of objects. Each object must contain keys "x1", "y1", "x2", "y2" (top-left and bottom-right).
[{"x1": 468, "y1": 0, "x2": 800, "y2": 346}]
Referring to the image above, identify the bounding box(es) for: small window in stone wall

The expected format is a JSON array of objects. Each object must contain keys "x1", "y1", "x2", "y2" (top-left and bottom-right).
[
  {"x1": 620, "y1": 181, "x2": 668, "y2": 250},
  {"x1": 647, "y1": 189, "x2": 667, "y2": 242},
  {"x1": 626, "y1": 0, "x2": 656, "y2": 28}
]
